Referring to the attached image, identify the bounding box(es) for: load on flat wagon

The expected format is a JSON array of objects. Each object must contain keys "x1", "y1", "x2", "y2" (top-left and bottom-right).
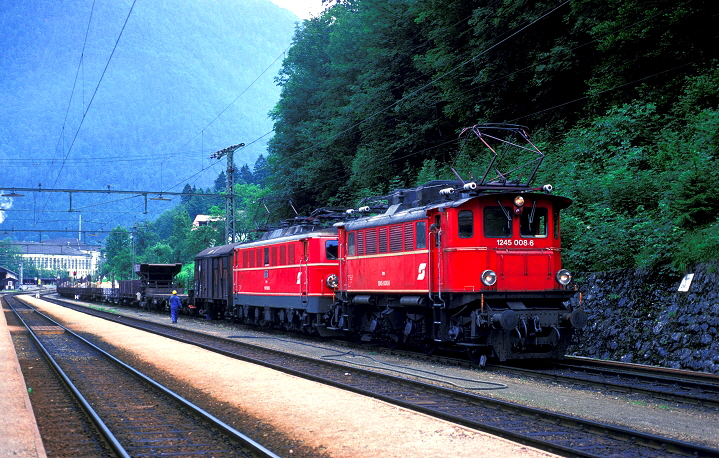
[{"x1": 57, "y1": 263, "x2": 188, "y2": 312}]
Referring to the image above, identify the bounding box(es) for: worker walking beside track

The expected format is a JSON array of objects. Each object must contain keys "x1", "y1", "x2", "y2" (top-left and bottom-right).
[{"x1": 169, "y1": 290, "x2": 181, "y2": 324}]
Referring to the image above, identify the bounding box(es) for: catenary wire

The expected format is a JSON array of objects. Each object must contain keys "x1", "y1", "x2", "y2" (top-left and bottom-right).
[
  {"x1": 45, "y1": 0, "x2": 97, "y2": 190},
  {"x1": 37, "y1": 0, "x2": 139, "y2": 224}
]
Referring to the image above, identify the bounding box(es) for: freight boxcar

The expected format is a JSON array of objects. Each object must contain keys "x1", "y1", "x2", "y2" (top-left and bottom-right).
[{"x1": 194, "y1": 243, "x2": 239, "y2": 319}]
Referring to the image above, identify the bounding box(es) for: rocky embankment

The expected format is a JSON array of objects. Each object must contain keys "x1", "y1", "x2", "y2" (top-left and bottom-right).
[{"x1": 567, "y1": 264, "x2": 719, "y2": 374}]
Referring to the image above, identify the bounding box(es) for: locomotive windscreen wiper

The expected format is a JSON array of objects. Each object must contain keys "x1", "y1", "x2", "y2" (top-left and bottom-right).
[
  {"x1": 528, "y1": 200, "x2": 536, "y2": 224},
  {"x1": 497, "y1": 200, "x2": 512, "y2": 230}
]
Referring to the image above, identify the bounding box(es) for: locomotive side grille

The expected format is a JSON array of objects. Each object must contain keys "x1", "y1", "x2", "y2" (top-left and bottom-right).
[
  {"x1": 366, "y1": 230, "x2": 378, "y2": 254},
  {"x1": 390, "y1": 225, "x2": 403, "y2": 252},
  {"x1": 357, "y1": 231, "x2": 365, "y2": 255},
  {"x1": 403, "y1": 223, "x2": 414, "y2": 251},
  {"x1": 379, "y1": 227, "x2": 389, "y2": 253}
]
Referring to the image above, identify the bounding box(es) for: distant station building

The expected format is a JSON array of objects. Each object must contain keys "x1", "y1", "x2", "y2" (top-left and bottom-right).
[
  {"x1": 13, "y1": 238, "x2": 102, "y2": 279},
  {"x1": 0, "y1": 267, "x2": 19, "y2": 290}
]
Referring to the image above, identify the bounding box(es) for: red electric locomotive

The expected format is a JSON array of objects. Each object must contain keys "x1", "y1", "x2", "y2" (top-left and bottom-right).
[
  {"x1": 327, "y1": 124, "x2": 586, "y2": 364},
  {"x1": 231, "y1": 211, "x2": 343, "y2": 332}
]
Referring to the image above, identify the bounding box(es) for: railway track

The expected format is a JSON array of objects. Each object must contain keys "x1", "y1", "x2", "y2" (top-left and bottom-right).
[
  {"x1": 5, "y1": 299, "x2": 113, "y2": 457},
  {"x1": 489, "y1": 356, "x2": 719, "y2": 409},
  {"x1": 4, "y1": 295, "x2": 279, "y2": 458},
  {"x1": 322, "y1": 328, "x2": 719, "y2": 410},
  {"x1": 34, "y1": 294, "x2": 719, "y2": 457}
]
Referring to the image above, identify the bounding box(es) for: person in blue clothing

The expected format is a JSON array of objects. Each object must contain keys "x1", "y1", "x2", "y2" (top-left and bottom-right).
[{"x1": 169, "y1": 290, "x2": 181, "y2": 323}]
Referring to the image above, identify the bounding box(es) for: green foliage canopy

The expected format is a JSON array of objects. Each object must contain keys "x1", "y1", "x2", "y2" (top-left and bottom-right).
[{"x1": 266, "y1": 0, "x2": 719, "y2": 273}]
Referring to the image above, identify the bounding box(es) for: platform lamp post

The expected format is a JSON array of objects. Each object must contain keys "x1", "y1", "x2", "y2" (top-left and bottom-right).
[{"x1": 210, "y1": 143, "x2": 245, "y2": 243}]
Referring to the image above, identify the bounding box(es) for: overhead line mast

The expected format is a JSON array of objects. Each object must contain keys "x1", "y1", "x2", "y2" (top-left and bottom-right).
[{"x1": 210, "y1": 143, "x2": 245, "y2": 243}]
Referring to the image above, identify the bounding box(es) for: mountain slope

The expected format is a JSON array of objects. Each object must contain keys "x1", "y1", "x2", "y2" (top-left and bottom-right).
[{"x1": 0, "y1": 0, "x2": 298, "y2": 235}]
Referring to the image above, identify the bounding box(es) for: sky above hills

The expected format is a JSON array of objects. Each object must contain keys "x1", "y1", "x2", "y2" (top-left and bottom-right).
[{"x1": 268, "y1": 0, "x2": 329, "y2": 19}]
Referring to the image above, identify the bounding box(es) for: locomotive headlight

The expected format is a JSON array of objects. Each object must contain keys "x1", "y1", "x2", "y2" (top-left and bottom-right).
[
  {"x1": 514, "y1": 195, "x2": 525, "y2": 207},
  {"x1": 556, "y1": 269, "x2": 572, "y2": 285},
  {"x1": 481, "y1": 270, "x2": 497, "y2": 286},
  {"x1": 326, "y1": 274, "x2": 339, "y2": 289}
]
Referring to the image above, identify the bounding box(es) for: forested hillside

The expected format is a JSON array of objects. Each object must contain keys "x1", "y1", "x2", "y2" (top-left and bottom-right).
[{"x1": 265, "y1": 0, "x2": 719, "y2": 274}]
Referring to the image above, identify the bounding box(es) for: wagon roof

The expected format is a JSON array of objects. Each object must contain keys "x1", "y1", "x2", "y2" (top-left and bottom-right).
[
  {"x1": 237, "y1": 226, "x2": 338, "y2": 249},
  {"x1": 195, "y1": 243, "x2": 241, "y2": 259}
]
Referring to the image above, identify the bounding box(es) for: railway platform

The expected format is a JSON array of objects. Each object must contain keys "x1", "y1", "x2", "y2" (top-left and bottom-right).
[{"x1": 0, "y1": 296, "x2": 46, "y2": 457}]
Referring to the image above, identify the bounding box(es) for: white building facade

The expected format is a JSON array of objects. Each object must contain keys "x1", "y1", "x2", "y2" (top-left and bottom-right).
[{"x1": 14, "y1": 238, "x2": 102, "y2": 278}]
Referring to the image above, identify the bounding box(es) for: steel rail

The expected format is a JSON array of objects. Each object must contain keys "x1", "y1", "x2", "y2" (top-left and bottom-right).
[
  {"x1": 10, "y1": 295, "x2": 280, "y2": 458},
  {"x1": 6, "y1": 297, "x2": 129, "y2": 458},
  {"x1": 564, "y1": 355, "x2": 719, "y2": 384},
  {"x1": 487, "y1": 356, "x2": 719, "y2": 409}
]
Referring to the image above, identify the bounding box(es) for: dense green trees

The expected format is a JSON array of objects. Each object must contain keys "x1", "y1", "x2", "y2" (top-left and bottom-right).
[
  {"x1": 102, "y1": 227, "x2": 133, "y2": 280},
  {"x1": 265, "y1": 0, "x2": 719, "y2": 273}
]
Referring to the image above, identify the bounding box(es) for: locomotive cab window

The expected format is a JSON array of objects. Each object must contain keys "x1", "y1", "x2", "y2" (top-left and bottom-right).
[
  {"x1": 484, "y1": 207, "x2": 512, "y2": 237},
  {"x1": 554, "y1": 211, "x2": 560, "y2": 239},
  {"x1": 458, "y1": 210, "x2": 473, "y2": 238},
  {"x1": 325, "y1": 240, "x2": 338, "y2": 260},
  {"x1": 348, "y1": 232, "x2": 356, "y2": 256},
  {"x1": 520, "y1": 207, "x2": 548, "y2": 238},
  {"x1": 415, "y1": 221, "x2": 427, "y2": 249}
]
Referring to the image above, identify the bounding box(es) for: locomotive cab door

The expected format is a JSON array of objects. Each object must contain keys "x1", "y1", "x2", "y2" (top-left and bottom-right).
[
  {"x1": 299, "y1": 238, "x2": 309, "y2": 308},
  {"x1": 427, "y1": 211, "x2": 444, "y2": 298},
  {"x1": 426, "y1": 209, "x2": 450, "y2": 341}
]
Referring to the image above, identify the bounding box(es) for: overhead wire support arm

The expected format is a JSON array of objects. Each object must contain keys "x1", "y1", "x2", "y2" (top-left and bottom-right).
[
  {"x1": 1, "y1": 187, "x2": 224, "y2": 198},
  {"x1": 1, "y1": 187, "x2": 228, "y2": 216}
]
